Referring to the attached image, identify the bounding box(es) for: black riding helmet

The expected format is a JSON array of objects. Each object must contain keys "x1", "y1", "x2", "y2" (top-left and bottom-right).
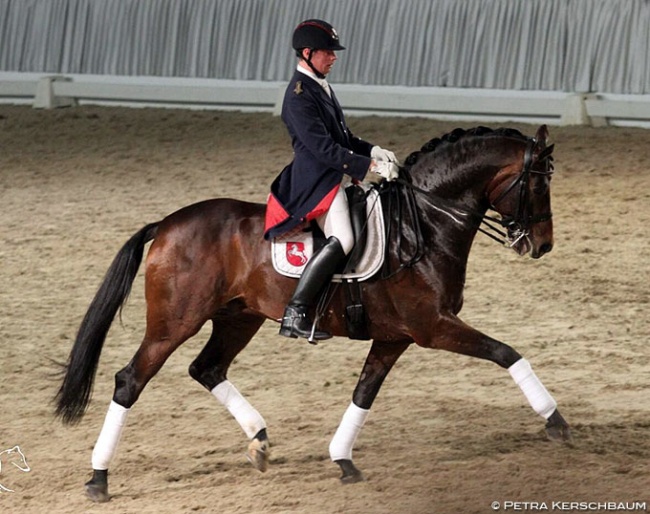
[{"x1": 292, "y1": 19, "x2": 345, "y2": 78}]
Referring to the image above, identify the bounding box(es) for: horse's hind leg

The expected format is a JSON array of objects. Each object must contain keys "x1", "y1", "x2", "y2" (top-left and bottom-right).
[
  {"x1": 188, "y1": 310, "x2": 269, "y2": 472},
  {"x1": 85, "y1": 325, "x2": 202, "y2": 502},
  {"x1": 417, "y1": 315, "x2": 571, "y2": 442}
]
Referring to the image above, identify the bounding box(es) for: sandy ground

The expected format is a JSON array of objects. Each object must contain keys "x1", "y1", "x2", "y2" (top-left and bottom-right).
[{"x1": 1, "y1": 105, "x2": 649, "y2": 514}]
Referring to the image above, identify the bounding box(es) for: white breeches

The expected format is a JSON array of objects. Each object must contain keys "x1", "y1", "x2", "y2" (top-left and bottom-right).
[{"x1": 316, "y1": 187, "x2": 354, "y2": 255}]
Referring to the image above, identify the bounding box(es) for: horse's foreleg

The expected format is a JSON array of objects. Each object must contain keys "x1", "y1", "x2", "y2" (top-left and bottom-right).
[
  {"x1": 418, "y1": 315, "x2": 571, "y2": 442},
  {"x1": 508, "y1": 357, "x2": 571, "y2": 441},
  {"x1": 188, "y1": 312, "x2": 269, "y2": 472},
  {"x1": 330, "y1": 339, "x2": 411, "y2": 484}
]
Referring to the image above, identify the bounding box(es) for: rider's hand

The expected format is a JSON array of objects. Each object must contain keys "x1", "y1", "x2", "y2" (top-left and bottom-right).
[
  {"x1": 371, "y1": 145, "x2": 398, "y2": 163},
  {"x1": 369, "y1": 160, "x2": 399, "y2": 182}
]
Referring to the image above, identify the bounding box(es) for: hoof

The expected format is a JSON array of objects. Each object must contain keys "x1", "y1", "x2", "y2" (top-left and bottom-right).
[
  {"x1": 246, "y1": 438, "x2": 270, "y2": 472},
  {"x1": 85, "y1": 470, "x2": 110, "y2": 503},
  {"x1": 545, "y1": 409, "x2": 573, "y2": 443},
  {"x1": 335, "y1": 459, "x2": 365, "y2": 484}
]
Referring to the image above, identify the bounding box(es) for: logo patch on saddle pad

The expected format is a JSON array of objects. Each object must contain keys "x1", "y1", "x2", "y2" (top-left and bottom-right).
[
  {"x1": 271, "y1": 188, "x2": 385, "y2": 281},
  {"x1": 285, "y1": 241, "x2": 308, "y2": 266}
]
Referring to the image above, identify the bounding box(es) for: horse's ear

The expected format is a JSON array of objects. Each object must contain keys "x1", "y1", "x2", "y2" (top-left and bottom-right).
[
  {"x1": 535, "y1": 124, "x2": 549, "y2": 145},
  {"x1": 537, "y1": 144, "x2": 555, "y2": 162}
]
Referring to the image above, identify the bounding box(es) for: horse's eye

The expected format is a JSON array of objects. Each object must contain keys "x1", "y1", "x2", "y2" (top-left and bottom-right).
[{"x1": 533, "y1": 183, "x2": 548, "y2": 195}]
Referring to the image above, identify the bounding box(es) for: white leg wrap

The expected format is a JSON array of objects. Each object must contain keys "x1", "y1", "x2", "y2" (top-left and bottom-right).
[
  {"x1": 211, "y1": 381, "x2": 266, "y2": 439},
  {"x1": 91, "y1": 401, "x2": 130, "y2": 470},
  {"x1": 329, "y1": 402, "x2": 370, "y2": 462},
  {"x1": 508, "y1": 358, "x2": 557, "y2": 419}
]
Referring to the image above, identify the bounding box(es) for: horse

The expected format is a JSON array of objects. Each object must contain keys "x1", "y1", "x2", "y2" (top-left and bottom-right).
[
  {"x1": 0, "y1": 446, "x2": 30, "y2": 493},
  {"x1": 54, "y1": 124, "x2": 570, "y2": 502}
]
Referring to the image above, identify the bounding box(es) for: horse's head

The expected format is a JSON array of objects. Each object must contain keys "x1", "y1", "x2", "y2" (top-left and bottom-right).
[{"x1": 486, "y1": 125, "x2": 554, "y2": 259}]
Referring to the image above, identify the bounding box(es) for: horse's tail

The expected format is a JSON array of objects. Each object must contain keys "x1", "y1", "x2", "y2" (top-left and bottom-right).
[{"x1": 54, "y1": 222, "x2": 159, "y2": 425}]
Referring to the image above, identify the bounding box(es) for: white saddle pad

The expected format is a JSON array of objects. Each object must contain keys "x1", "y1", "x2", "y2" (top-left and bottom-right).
[{"x1": 271, "y1": 188, "x2": 385, "y2": 281}]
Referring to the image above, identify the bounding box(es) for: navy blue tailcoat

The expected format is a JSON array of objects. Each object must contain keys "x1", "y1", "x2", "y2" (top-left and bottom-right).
[{"x1": 264, "y1": 71, "x2": 374, "y2": 240}]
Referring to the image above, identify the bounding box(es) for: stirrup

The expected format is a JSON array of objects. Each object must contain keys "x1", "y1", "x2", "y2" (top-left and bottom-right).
[{"x1": 279, "y1": 306, "x2": 332, "y2": 342}]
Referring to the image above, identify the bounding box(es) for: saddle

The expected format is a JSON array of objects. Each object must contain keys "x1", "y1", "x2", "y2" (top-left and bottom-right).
[
  {"x1": 271, "y1": 184, "x2": 385, "y2": 281},
  {"x1": 271, "y1": 184, "x2": 386, "y2": 340}
]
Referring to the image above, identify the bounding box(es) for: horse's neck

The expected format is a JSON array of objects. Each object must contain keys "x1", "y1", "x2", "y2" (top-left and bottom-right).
[
  {"x1": 415, "y1": 140, "x2": 524, "y2": 228},
  {"x1": 400, "y1": 137, "x2": 523, "y2": 268},
  {"x1": 411, "y1": 164, "x2": 493, "y2": 239},
  {"x1": 418, "y1": 147, "x2": 513, "y2": 202},
  {"x1": 409, "y1": 148, "x2": 517, "y2": 270}
]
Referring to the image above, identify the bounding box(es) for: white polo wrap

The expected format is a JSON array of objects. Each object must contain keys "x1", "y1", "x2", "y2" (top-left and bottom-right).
[
  {"x1": 329, "y1": 402, "x2": 370, "y2": 462},
  {"x1": 92, "y1": 400, "x2": 130, "y2": 470},
  {"x1": 508, "y1": 358, "x2": 557, "y2": 419},
  {"x1": 211, "y1": 380, "x2": 266, "y2": 439}
]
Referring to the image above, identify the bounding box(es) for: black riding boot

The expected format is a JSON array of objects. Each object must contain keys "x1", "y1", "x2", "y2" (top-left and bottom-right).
[{"x1": 279, "y1": 236, "x2": 346, "y2": 341}]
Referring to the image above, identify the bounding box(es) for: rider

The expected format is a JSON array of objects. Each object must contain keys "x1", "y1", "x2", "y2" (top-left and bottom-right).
[{"x1": 264, "y1": 19, "x2": 400, "y2": 341}]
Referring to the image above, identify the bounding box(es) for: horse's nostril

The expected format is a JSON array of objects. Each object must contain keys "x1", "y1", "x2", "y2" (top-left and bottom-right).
[{"x1": 539, "y1": 242, "x2": 553, "y2": 255}]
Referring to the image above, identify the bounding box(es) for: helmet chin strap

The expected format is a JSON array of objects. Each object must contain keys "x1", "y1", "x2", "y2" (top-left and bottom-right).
[{"x1": 299, "y1": 49, "x2": 326, "y2": 79}]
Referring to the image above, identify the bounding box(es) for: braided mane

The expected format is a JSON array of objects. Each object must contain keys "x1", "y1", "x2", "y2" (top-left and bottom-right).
[{"x1": 404, "y1": 126, "x2": 527, "y2": 168}]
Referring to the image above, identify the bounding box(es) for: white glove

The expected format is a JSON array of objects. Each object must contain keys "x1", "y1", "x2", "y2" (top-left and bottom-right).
[
  {"x1": 370, "y1": 160, "x2": 399, "y2": 182},
  {"x1": 371, "y1": 145, "x2": 398, "y2": 163}
]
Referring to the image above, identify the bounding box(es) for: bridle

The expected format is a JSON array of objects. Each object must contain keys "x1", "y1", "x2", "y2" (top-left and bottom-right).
[{"x1": 480, "y1": 138, "x2": 554, "y2": 247}]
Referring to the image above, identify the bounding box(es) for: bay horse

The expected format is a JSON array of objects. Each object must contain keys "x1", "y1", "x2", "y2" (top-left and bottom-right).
[{"x1": 55, "y1": 124, "x2": 570, "y2": 502}]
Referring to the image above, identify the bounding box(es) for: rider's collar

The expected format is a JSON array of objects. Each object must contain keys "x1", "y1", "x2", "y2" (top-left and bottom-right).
[{"x1": 296, "y1": 64, "x2": 330, "y2": 95}]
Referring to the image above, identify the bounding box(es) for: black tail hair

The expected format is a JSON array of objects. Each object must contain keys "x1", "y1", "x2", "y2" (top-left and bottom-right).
[{"x1": 54, "y1": 223, "x2": 158, "y2": 424}]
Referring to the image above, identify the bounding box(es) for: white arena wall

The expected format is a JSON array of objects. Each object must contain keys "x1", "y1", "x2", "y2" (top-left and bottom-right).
[
  {"x1": 2, "y1": 0, "x2": 650, "y2": 127},
  {"x1": 2, "y1": 72, "x2": 650, "y2": 127}
]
